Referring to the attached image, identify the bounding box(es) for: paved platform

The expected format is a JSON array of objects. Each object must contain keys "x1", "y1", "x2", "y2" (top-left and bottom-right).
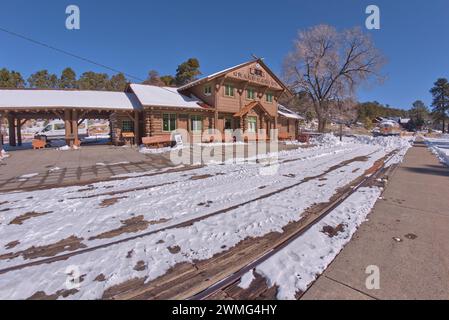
[
  {"x1": 0, "y1": 142, "x2": 298, "y2": 192},
  {"x1": 301, "y1": 140, "x2": 449, "y2": 300}
]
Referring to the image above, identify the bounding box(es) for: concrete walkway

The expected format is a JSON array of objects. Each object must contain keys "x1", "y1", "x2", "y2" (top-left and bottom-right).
[{"x1": 302, "y1": 140, "x2": 449, "y2": 300}]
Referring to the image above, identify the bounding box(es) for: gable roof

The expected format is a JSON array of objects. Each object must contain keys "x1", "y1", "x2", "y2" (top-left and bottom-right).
[
  {"x1": 177, "y1": 60, "x2": 256, "y2": 91},
  {"x1": 129, "y1": 84, "x2": 207, "y2": 109},
  {"x1": 234, "y1": 101, "x2": 273, "y2": 118},
  {"x1": 0, "y1": 89, "x2": 141, "y2": 111},
  {"x1": 178, "y1": 58, "x2": 293, "y2": 96}
]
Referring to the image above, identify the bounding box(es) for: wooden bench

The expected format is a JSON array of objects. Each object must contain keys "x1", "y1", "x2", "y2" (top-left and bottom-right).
[
  {"x1": 32, "y1": 139, "x2": 46, "y2": 150},
  {"x1": 142, "y1": 136, "x2": 172, "y2": 148},
  {"x1": 122, "y1": 132, "x2": 136, "y2": 145}
]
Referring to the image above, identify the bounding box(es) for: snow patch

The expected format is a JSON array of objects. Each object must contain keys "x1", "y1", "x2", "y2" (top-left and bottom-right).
[
  {"x1": 424, "y1": 136, "x2": 449, "y2": 166},
  {"x1": 238, "y1": 270, "x2": 256, "y2": 289},
  {"x1": 256, "y1": 186, "x2": 382, "y2": 300}
]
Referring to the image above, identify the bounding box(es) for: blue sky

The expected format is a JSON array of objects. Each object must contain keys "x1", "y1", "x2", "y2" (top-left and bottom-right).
[{"x1": 1, "y1": 0, "x2": 448, "y2": 109}]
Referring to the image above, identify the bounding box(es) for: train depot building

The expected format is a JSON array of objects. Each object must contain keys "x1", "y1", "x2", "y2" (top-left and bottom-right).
[{"x1": 0, "y1": 59, "x2": 302, "y2": 148}]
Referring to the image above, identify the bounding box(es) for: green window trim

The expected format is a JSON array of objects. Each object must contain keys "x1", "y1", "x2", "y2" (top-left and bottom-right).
[
  {"x1": 190, "y1": 115, "x2": 203, "y2": 132},
  {"x1": 266, "y1": 92, "x2": 273, "y2": 103},
  {"x1": 163, "y1": 113, "x2": 177, "y2": 132},
  {"x1": 247, "y1": 116, "x2": 257, "y2": 133},
  {"x1": 204, "y1": 85, "x2": 212, "y2": 96},
  {"x1": 247, "y1": 88, "x2": 255, "y2": 100},
  {"x1": 224, "y1": 84, "x2": 234, "y2": 97},
  {"x1": 122, "y1": 120, "x2": 134, "y2": 132}
]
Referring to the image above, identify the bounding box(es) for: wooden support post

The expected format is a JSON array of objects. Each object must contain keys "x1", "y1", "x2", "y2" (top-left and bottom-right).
[
  {"x1": 16, "y1": 117, "x2": 22, "y2": 146},
  {"x1": 109, "y1": 119, "x2": 113, "y2": 143},
  {"x1": 64, "y1": 109, "x2": 72, "y2": 146},
  {"x1": 214, "y1": 111, "x2": 219, "y2": 131},
  {"x1": 72, "y1": 110, "x2": 79, "y2": 143},
  {"x1": 0, "y1": 113, "x2": 3, "y2": 150},
  {"x1": 150, "y1": 112, "x2": 155, "y2": 136},
  {"x1": 7, "y1": 113, "x2": 16, "y2": 147},
  {"x1": 134, "y1": 110, "x2": 140, "y2": 146}
]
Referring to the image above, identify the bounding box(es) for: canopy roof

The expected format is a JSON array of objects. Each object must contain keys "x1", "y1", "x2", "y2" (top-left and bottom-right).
[{"x1": 0, "y1": 89, "x2": 141, "y2": 111}]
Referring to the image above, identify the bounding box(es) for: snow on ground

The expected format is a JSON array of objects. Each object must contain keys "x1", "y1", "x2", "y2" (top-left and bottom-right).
[
  {"x1": 253, "y1": 186, "x2": 382, "y2": 300},
  {"x1": 0, "y1": 149, "x2": 9, "y2": 161},
  {"x1": 139, "y1": 145, "x2": 185, "y2": 154},
  {"x1": 96, "y1": 161, "x2": 130, "y2": 166},
  {"x1": 423, "y1": 135, "x2": 449, "y2": 166},
  {"x1": 0, "y1": 135, "x2": 412, "y2": 299},
  {"x1": 17, "y1": 173, "x2": 39, "y2": 182}
]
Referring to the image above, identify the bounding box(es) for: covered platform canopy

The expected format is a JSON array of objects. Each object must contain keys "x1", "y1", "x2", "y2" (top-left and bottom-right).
[{"x1": 0, "y1": 89, "x2": 142, "y2": 147}]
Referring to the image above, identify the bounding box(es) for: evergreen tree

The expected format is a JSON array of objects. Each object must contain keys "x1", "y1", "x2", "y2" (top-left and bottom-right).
[
  {"x1": 0, "y1": 68, "x2": 25, "y2": 88},
  {"x1": 160, "y1": 75, "x2": 175, "y2": 87},
  {"x1": 78, "y1": 71, "x2": 109, "y2": 90},
  {"x1": 28, "y1": 70, "x2": 58, "y2": 89},
  {"x1": 59, "y1": 68, "x2": 77, "y2": 89},
  {"x1": 107, "y1": 73, "x2": 128, "y2": 91},
  {"x1": 430, "y1": 78, "x2": 449, "y2": 133},
  {"x1": 409, "y1": 100, "x2": 429, "y2": 130},
  {"x1": 175, "y1": 58, "x2": 201, "y2": 86},
  {"x1": 143, "y1": 70, "x2": 165, "y2": 86}
]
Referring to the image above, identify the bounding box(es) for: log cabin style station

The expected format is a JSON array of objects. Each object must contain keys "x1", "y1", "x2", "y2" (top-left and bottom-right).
[{"x1": 0, "y1": 59, "x2": 302, "y2": 148}]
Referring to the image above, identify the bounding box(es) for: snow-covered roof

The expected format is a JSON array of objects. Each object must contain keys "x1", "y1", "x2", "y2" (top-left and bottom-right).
[
  {"x1": 278, "y1": 105, "x2": 304, "y2": 120},
  {"x1": 399, "y1": 118, "x2": 411, "y2": 124},
  {"x1": 129, "y1": 84, "x2": 205, "y2": 109},
  {"x1": 0, "y1": 89, "x2": 141, "y2": 110}
]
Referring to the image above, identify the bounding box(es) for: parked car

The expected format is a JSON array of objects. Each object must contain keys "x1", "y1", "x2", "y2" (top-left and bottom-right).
[{"x1": 35, "y1": 120, "x2": 88, "y2": 140}]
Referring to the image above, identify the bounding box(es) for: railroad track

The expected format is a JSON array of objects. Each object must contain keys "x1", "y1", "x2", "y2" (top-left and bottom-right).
[
  {"x1": 0, "y1": 147, "x2": 377, "y2": 276},
  {"x1": 186, "y1": 150, "x2": 400, "y2": 300}
]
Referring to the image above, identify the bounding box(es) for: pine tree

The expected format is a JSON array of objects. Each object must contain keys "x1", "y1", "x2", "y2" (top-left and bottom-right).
[
  {"x1": 78, "y1": 71, "x2": 109, "y2": 90},
  {"x1": 107, "y1": 73, "x2": 128, "y2": 91},
  {"x1": 430, "y1": 78, "x2": 449, "y2": 133},
  {"x1": 409, "y1": 100, "x2": 429, "y2": 130},
  {"x1": 59, "y1": 68, "x2": 77, "y2": 89},
  {"x1": 160, "y1": 75, "x2": 175, "y2": 87},
  {"x1": 0, "y1": 68, "x2": 25, "y2": 88},
  {"x1": 143, "y1": 70, "x2": 165, "y2": 86},
  {"x1": 175, "y1": 58, "x2": 201, "y2": 86},
  {"x1": 28, "y1": 70, "x2": 58, "y2": 89}
]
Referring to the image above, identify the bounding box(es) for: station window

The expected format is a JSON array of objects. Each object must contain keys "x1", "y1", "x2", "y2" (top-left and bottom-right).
[
  {"x1": 224, "y1": 84, "x2": 234, "y2": 97},
  {"x1": 247, "y1": 116, "x2": 257, "y2": 133},
  {"x1": 224, "y1": 117, "x2": 233, "y2": 130},
  {"x1": 247, "y1": 88, "x2": 255, "y2": 100},
  {"x1": 266, "y1": 92, "x2": 273, "y2": 103},
  {"x1": 204, "y1": 85, "x2": 212, "y2": 96},
  {"x1": 122, "y1": 120, "x2": 134, "y2": 132},
  {"x1": 163, "y1": 114, "x2": 177, "y2": 132},
  {"x1": 191, "y1": 115, "x2": 203, "y2": 132}
]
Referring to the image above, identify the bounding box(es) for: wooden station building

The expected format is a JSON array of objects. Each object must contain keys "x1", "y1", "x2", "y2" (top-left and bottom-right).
[{"x1": 0, "y1": 59, "x2": 302, "y2": 147}]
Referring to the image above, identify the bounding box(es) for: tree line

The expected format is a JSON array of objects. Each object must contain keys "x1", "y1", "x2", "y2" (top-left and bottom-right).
[{"x1": 0, "y1": 58, "x2": 201, "y2": 91}]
